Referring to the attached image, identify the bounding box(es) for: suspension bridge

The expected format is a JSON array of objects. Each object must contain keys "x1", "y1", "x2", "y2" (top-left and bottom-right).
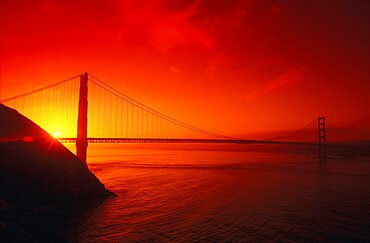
[{"x1": 1, "y1": 72, "x2": 337, "y2": 163}]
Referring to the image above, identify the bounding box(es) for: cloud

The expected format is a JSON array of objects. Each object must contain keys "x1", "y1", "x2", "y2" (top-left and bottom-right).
[
  {"x1": 111, "y1": 0, "x2": 262, "y2": 53},
  {"x1": 39, "y1": 1, "x2": 62, "y2": 14},
  {"x1": 264, "y1": 66, "x2": 303, "y2": 92},
  {"x1": 170, "y1": 65, "x2": 182, "y2": 73},
  {"x1": 111, "y1": 0, "x2": 214, "y2": 52},
  {"x1": 232, "y1": 65, "x2": 304, "y2": 100}
]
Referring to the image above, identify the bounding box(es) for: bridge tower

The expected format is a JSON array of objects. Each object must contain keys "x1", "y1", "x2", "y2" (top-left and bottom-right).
[
  {"x1": 76, "y1": 72, "x2": 88, "y2": 165},
  {"x1": 318, "y1": 116, "x2": 326, "y2": 159}
]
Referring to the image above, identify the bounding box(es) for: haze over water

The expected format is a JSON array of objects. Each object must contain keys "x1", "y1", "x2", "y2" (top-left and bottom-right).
[{"x1": 62, "y1": 144, "x2": 370, "y2": 241}]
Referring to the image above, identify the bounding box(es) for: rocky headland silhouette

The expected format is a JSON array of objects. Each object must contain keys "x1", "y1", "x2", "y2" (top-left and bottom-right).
[{"x1": 0, "y1": 104, "x2": 113, "y2": 241}]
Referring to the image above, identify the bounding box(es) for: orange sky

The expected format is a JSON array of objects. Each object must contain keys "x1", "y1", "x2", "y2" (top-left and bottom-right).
[{"x1": 1, "y1": 0, "x2": 369, "y2": 138}]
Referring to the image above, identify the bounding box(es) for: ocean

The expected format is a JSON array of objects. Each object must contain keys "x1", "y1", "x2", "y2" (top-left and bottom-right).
[{"x1": 61, "y1": 144, "x2": 370, "y2": 241}]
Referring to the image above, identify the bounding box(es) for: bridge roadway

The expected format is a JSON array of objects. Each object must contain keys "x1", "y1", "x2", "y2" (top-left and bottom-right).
[{"x1": 57, "y1": 137, "x2": 318, "y2": 146}]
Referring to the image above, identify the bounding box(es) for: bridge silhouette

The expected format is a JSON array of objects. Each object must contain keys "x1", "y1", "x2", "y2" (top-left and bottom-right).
[{"x1": 1, "y1": 72, "x2": 334, "y2": 163}]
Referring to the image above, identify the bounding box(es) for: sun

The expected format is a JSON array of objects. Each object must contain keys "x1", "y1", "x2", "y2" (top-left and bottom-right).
[{"x1": 53, "y1": 131, "x2": 60, "y2": 138}]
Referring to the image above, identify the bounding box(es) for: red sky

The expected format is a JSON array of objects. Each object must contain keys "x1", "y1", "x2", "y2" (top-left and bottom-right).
[{"x1": 1, "y1": 0, "x2": 369, "y2": 138}]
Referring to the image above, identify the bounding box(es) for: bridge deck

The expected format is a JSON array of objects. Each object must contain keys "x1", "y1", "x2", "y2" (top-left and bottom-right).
[{"x1": 58, "y1": 138, "x2": 318, "y2": 146}]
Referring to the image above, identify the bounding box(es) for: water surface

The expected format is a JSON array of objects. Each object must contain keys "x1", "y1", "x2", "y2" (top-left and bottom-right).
[{"x1": 63, "y1": 144, "x2": 370, "y2": 241}]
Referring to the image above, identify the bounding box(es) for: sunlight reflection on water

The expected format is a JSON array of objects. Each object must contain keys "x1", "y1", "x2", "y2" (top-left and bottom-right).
[{"x1": 62, "y1": 144, "x2": 370, "y2": 241}]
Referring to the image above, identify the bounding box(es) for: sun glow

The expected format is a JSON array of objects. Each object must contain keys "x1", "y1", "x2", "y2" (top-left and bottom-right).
[{"x1": 53, "y1": 131, "x2": 60, "y2": 138}]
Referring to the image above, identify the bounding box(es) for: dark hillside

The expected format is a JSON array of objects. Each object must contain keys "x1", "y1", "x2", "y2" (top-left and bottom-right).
[{"x1": 0, "y1": 104, "x2": 113, "y2": 241}]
